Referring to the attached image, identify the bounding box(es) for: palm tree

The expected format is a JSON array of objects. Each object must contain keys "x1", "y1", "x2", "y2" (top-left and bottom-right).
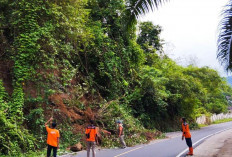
[
  {"x1": 124, "y1": 0, "x2": 168, "y2": 30},
  {"x1": 218, "y1": 1, "x2": 232, "y2": 70}
]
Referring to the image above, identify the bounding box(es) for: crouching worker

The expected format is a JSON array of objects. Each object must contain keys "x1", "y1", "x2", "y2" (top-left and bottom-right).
[
  {"x1": 85, "y1": 120, "x2": 98, "y2": 157},
  {"x1": 45, "y1": 117, "x2": 60, "y2": 157},
  {"x1": 181, "y1": 117, "x2": 193, "y2": 156}
]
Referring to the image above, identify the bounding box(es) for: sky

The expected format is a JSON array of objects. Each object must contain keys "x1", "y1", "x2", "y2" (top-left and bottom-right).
[{"x1": 140, "y1": 0, "x2": 229, "y2": 76}]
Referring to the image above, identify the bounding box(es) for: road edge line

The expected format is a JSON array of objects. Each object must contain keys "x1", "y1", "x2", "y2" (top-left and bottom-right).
[
  {"x1": 114, "y1": 146, "x2": 143, "y2": 157},
  {"x1": 176, "y1": 127, "x2": 232, "y2": 157}
]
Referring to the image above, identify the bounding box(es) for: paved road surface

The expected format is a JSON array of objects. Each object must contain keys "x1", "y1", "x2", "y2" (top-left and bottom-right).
[{"x1": 61, "y1": 122, "x2": 232, "y2": 157}]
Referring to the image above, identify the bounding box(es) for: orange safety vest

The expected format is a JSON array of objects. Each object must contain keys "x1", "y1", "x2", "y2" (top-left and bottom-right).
[
  {"x1": 85, "y1": 125, "x2": 97, "y2": 142},
  {"x1": 118, "y1": 125, "x2": 124, "y2": 135},
  {"x1": 182, "y1": 122, "x2": 191, "y2": 138},
  {"x1": 46, "y1": 126, "x2": 60, "y2": 147}
]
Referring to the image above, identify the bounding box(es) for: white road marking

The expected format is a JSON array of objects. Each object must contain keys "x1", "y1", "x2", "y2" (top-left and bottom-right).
[
  {"x1": 114, "y1": 146, "x2": 143, "y2": 157},
  {"x1": 113, "y1": 127, "x2": 232, "y2": 157},
  {"x1": 176, "y1": 127, "x2": 232, "y2": 157},
  {"x1": 113, "y1": 138, "x2": 170, "y2": 157}
]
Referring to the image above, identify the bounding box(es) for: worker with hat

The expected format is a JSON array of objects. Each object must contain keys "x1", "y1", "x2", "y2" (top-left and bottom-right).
[{"x1": 117, "y1": 120, "x2": 126, "y2": 149}]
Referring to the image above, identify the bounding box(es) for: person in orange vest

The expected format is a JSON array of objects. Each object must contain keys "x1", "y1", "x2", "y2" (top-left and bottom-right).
[
  {"x1": 85, "y1": 120, "x2": 98, "y2": 157},
  {"x1": 117, "y1": 120, "x2": 126, "y2": 149},
  {"x1": 44, "y1": 117, "x2": 60, "y2": 157},
  {"x1": 181, "y1": 117, "x2": 193, "y2": 156}
]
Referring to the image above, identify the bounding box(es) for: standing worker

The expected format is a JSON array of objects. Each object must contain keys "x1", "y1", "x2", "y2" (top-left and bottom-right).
[
  {"x1": 181, "y1": 117, "x2": 193, "y2": 156},
  {"x1": 44, "y1": 117, "x2": 60, "y2": 157},
  {"x1": 117, "y1": 120, "x2": 126, "y2": 149},
  {"x1": 85, "y1": 120, "x2": 98, "y2": 157}
]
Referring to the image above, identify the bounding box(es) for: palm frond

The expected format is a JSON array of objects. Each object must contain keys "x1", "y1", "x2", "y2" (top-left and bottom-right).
[
  {"x1": 218, "y1": 2, "x2": 232, "y2": 70},
  {"x1": 124, "y1": 0, "x2": 168, "y2": 31}
]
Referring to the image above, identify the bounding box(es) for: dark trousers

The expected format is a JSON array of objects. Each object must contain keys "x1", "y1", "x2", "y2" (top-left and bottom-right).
[
  {"x1": 185, "y1": 138, "x2": 192, "y2": 147},
  {"x1": 47, "y1": 144, "x2": 57, "y2": 157}
]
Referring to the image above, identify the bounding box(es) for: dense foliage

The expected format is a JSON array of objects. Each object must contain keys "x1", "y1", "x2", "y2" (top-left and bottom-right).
[{"x1": 0, "y1": 0, "x2": 231, "y2": 155}]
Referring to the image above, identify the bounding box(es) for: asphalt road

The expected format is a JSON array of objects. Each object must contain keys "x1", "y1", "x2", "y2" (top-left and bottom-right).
[{"x1": 61, "y1": 121, "x2": 232, "y2": 157}]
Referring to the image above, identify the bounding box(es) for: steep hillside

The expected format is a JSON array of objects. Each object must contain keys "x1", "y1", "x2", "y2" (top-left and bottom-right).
[{"x1": 0, "y1": 0, "x2": 232, "y2": 156}]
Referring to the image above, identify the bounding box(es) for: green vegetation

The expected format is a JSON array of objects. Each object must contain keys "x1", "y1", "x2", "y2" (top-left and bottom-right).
[
  {"x1": 198, "y1": 118, "x2": 232, "y2": 128},
  {"x1": 212, "y1": 118, "x2": 232, "y2": 124},
  {"x1": 198, "y1": 124, "x2": 208, "y2": 128},
  {"x1": 0, "y1": 0, "x2": 232, "y2": 156}
]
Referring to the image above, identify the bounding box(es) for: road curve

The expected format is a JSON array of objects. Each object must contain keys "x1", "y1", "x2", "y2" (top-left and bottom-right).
[{"x1": 61, "y1": 121, "x2": 232, "y2": 157}]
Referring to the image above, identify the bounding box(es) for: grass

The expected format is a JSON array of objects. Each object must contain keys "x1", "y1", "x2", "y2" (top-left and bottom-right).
[
  {"x1": 212, "y1": 118, "x2": 232, "y2": 124},
  {"x1": 198, "y1": 124, "x2": 208, "y2": 128},
  {"x1": 156, "y1": 133, "x2": 166, "y2": 139},
  {"x1": 198, "y1": 118, "x2": 232, "y2": 128}
]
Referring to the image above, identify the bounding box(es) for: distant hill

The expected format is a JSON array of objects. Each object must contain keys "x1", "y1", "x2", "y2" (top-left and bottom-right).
[{"x1": 227, "y1": 76, "x2": 232, "y2": 86}]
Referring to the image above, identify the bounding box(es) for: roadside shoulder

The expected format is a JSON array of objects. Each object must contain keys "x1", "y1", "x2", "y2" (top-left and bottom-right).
[{"x1": 194, "y1": 129, "x2": 232, "y2": 157}]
